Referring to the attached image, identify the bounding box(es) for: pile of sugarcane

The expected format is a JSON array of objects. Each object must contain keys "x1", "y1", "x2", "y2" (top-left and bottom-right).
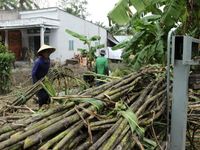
[
  {"x1": 0, "y1": 66, "x2": 83, "y2": 115},
  {"x1": 0, "y1": 65, "x2": 199, "y2": 149},
  {"x1": 0, "y1": 66, "x2": 165, "y2": 149}
]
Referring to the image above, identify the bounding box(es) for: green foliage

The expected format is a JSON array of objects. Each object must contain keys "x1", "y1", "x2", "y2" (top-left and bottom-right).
[
  {"x1": 0, "y1": 43, "x2": 15, "y2": 94},
  {"x1": 77, "y1": 48, "x2": 87, "y2": 57},
  {"x1": 41, "y1": 77, "x2": 56, "y2": 97},
  {"x1": 107, "y1": 0, "x2": 130, "y2": 26},
  {"x1": 65, "y1": 29, "x2": 105, "y2": 62},
  {"x1": 75, "y1": 98, "x2": 104, "y2": 111},
  {"x1": 0, "y1": 0, "x2": 39, "y2": 10},
  {"x1": 108, "y1": 0, "x2": 200, "y2": 70},
  {"x1": 120, "y1": 108, "x2": 144, "y2": 137},
  {"x1": 60, "y1": 0, "x2": 89, "y2": 19},
  {"x1": 110, "y1": 67, "x2": 131, "y2": 77},
  {"x1": 142, "y1": 137, "x2": 157, "y2": 150}
]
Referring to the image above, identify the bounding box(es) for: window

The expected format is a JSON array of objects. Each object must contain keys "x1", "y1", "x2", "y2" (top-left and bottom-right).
[{"x1": 69, "y1": 40, "x2": 74, "y2": 50}]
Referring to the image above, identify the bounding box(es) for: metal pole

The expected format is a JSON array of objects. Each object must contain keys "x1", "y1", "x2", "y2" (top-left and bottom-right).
[
  {"x1": 170, "y1": 60, "x2": 190, "y2": 150},
  {"x1": 166, "y1": 27, "x2": 176, "y2": 149}
]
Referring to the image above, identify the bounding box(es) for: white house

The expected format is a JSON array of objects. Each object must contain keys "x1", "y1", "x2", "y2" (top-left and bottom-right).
[{"x1": 0, "y1": 7, "x2": 108, "y2": 63}]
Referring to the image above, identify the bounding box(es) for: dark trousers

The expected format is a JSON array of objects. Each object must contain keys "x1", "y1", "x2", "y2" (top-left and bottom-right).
[
  {"x1": 96, "y1": 80, "x2": 106, "y2": 86},
  {"x1": 36, "y1": 89, "x2": 50, "y2": 107}
]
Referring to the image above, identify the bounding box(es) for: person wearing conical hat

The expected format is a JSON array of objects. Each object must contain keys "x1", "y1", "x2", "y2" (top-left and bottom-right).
[{"x1": 32, "y1": 44, "x2": 55, "y2": 108}]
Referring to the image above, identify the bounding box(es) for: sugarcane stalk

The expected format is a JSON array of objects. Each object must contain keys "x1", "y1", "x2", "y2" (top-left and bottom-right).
[
  {"x1": 81, "y1": 73, "x2": 133, "y2": 96},
  {"x1": 39, "y1": 120, "x2": 82, "y2": 150},
  {"x1": 23, "y1": 106, "x2": 96, "y2": 149},
  {"x1": 106, "y1": 77, "x2": 141, "y2": 96},
  {"x1": 130, "y1": 80, "x2": 155, "y2": 111},
  {"x1": 100, "y1": 119, "x2": 128, "y2": 150},
  {"x1": 115, "y1": 131, "x2": 135, "y2": 150},
  {"x1": 67, "y1": 133, "x2": 88, "y2": 149},
  {"x1": 106, "y1": 89, "x2": 129, "y2": 101},
  {"x1": 88, "y1": 118, "x2": 123, "y2": 150},
  {"x1": 97, "y1": 80, "x2": 156, "y2": 150},
  {"x1": 0, "y1": 104, "x2": 91, "y2": 149},
  {"x1": 111, "y1": 72, "x2": 143, "y2": 89},
  {"x1": 91, "y1": 124, "x2": 114, "y2": 131},
  {"x1": 0, "y1": 103, "x2": 75, "y2": 135},
  {"x1": 0, "y1": 130, "x2": 16, "y2": 142},
  {"x1": 4, "y1": 142, "x2": 23, "y2": 150},
  {"x1": 0, "y1": 124, "x2": 25, "y2": 135},
  {"x1": 132, "y1": 134, "x2": 145, "y2": 150},
  {"x1": 136, "y1": 89, "x2": 166, "y2": 116},
  {"x1": 140, "y1": 100, "x2": 165, "y2": 126},
  {"x1": 90, "y1": 118, "x2": 117, "y2": 127},
  {"x1": 109, "y1": 125, "x2": 130, "y2": 150},
  {"x1": 25, "y1": 107, "x2": 69, "y2": 131},
  {"x1": 53, "y1": 121, "x2": 84, "y2": 150},
  {"x1": 126, "y1": 92, "x2": 141, "y2": 105},
  {"x1": 76, "y1": 132, "x2": 105, "y2": 150}
]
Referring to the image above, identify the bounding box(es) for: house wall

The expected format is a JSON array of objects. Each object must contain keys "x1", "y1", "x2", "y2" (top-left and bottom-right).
[
  {"x1": 20, "y1": 8, "x2": 59, "y2": 20},
  {"x1": 51, "y1": 9, "x2": 107, "y2": 63},
  {"x1": 0, "y1": 11, "x2": 19, "y2": 20},
  {"x1": 4, "y1": 8, "x2": 107, "y2": 63}
]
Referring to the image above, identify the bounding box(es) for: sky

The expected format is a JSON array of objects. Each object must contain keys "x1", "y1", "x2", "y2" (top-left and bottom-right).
[{"x1": 46, "y1": 0, "x2": 119, "y2": 26}]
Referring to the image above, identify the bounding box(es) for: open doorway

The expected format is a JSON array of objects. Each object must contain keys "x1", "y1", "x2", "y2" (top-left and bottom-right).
[
  {"x1": 8, "y1": 30, "x2": 22, "y2": 60},
  {"x1": 34, "y1": 36, "x2": 40, "y2": 55},
  {"x1": 28, "y1": 36, "x2": 40, "y2": 58}
]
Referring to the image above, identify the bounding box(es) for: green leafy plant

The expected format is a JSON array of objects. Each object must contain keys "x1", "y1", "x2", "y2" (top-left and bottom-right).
[
  {"x1": 0, "y1": 43, "x2": 15, "y2": 94},
  {"x1": 108, "y1": 0, "x2": 200, "y2": 70},
  {"x1": 65, "y1": 28, "x2": 105, "y2": 70}
]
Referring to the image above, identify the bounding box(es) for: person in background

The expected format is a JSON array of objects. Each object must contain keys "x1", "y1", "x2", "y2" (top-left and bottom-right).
[
  {"x1": 95, "y1": 49, "x2": 109, "y2": 85},
  {"x1": 32, "y1": 44, "x2": 55, "y2": 108}
]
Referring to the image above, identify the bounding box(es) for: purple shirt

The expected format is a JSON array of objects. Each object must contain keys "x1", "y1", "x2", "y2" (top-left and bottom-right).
[{"x1": 32, "y1": 56, "x2": 50, "y2": 83}]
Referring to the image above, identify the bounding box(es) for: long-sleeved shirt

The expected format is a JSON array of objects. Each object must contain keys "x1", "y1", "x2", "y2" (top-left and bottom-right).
[{"x1": 32, "y1": 56, "x2": 50, "y2": 83}]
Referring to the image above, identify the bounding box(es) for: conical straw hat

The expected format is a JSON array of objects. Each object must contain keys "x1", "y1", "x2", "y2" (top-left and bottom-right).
[{"x1": 37, "y1": 44, "x2": 56, "y2": 54}]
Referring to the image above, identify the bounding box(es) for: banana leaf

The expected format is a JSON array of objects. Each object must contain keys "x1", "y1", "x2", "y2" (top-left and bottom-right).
[
  {"x1": 142, "y1": 137, "x2": 157, "y2": 150},
  {"x1": 73, "y1": 98, "x2": 104, "y2": 111},
  {"x1": 112, "y1": 40, "x2": 128, "y2": 50},
  {"x1": 129, "y1": 0, "x2": 145, "y2": 13},
  {"x1": 108, "y1": 0, "x2": 131, "y2": 25},
  {"x1": 65, "y1": 29, "x2": 88, "y2": 42},
  {"x1": 119, "y1": 108, "x2": 144, "y2": 136},
  {"x1": 89, "y1": 35, "x2": 101, "y2": 41}
]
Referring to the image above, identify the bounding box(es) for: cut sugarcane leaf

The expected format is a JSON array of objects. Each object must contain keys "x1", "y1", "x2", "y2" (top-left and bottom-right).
[{"x1": 41, "y1": 77, "x2": 56, "y2": 97}]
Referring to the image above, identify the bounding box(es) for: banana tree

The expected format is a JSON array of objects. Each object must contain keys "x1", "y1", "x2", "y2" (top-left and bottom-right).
[
  {"x1": 65, "y1": 29, "x2": 105, "y2": 70},
  {"x1": 108, "y1": 0, "x2": 200, "y2": 69}
]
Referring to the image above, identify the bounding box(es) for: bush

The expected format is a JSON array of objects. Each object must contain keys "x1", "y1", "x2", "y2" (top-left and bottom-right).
[{"x1": 0, "y1": 43, "x2": 15, "y2": 94}]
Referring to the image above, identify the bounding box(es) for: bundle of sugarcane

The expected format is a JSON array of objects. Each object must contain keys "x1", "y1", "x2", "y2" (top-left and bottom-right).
[
  {"x1": 0, "y1": 65, "x2": 168, "y2": 149},
  {"x1": 0, "y1": 66, "x2": 82, "y2": 115},
  {"x1": 0, "y1": 65, "x2": 199, "y2": 149},
  {"x1": 11, "y1": 66, "x2": 75, "y2": 106}
]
